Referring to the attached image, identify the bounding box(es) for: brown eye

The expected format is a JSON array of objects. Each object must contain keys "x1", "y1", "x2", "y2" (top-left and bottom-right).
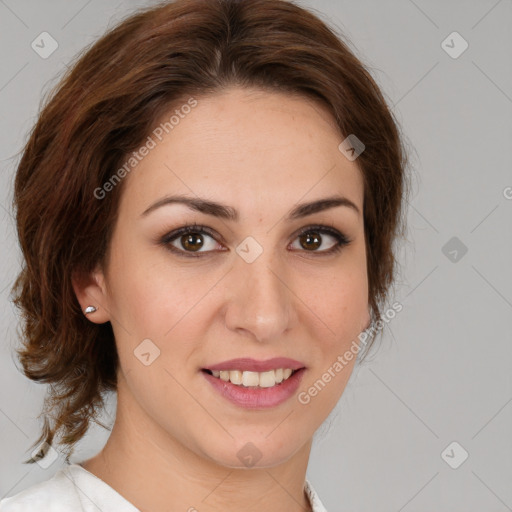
[
  {"x1": 159, "y1": 224, "x2": 221, "y2": 257},
  {"x1": 291, "y1": 226, "x2": 349, "y2": 254},
  {"x1": 180, "y1": 233, "x2": 205, "y2": 252},
  {"x1": 160, "y1": 223, "x2": 350, "y2": 259},
  {"x1": 298, "y1": 231, "x2": 322, "y2": 251}
]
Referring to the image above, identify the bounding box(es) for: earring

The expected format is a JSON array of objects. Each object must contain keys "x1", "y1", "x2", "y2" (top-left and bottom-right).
[{"x1": 84, "y1": 305, "x2": 97, "y2": 315}]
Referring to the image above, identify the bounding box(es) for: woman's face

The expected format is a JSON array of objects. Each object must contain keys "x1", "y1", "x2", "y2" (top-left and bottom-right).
[{"x1": 91, "y1": 86, "x2": 370, "y2": 468}]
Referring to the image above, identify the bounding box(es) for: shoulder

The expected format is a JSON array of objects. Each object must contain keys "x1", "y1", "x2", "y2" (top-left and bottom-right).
[{"x1": 0, "y1": 466, "x2": 79, "y2": 511}]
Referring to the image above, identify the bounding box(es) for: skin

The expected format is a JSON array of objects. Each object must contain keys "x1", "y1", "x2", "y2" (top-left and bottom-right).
[{"x1": 72, "y1": 86, "x2": 371, "y2": 512}]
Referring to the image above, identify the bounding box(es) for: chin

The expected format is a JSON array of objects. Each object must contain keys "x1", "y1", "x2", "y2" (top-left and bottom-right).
[{"x1": 196, "y1": 430, "x2": 308, "y2": 470}]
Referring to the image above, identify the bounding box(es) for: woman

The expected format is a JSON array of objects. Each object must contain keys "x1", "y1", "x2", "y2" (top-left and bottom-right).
[{"x1": 1, "y1": 0, "x2": 409, "y2": 510}]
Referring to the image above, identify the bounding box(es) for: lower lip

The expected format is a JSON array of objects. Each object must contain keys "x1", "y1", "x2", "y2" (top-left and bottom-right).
[{"x1": 201, "y1": 368, "x2": 306, "y2": 409}]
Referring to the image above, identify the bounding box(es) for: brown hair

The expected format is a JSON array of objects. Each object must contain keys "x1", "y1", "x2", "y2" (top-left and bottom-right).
[{"x1": 10, "y1": 0, "x2": 410, "y2": 464}]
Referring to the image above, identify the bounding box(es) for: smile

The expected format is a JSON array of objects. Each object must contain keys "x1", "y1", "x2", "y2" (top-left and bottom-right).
[
  {"x1": 201, "y1": 367, "x2": 306, "y2": 409},
  {"x1": 203, "y1": 368, "x2": 297, "y2": 388}
]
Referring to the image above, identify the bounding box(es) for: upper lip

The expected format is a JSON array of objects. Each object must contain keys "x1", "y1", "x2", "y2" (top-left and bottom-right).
[{"x1": 204, "y1": 357, "x2": 306, "y2": 372}]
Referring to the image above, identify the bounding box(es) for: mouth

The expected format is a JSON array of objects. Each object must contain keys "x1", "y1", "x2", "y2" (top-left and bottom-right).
[
  {"x1": 201, "y1": 366, "x2": 307, "y2": 409},
  {"x1": 201, "y1": 367, "x2": 302, "y2": 388}
]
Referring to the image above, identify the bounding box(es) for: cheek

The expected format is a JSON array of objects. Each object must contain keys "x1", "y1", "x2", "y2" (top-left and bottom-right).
[
  {"x1": 106, "y1": 239, "x2": 177, "y2": 328},
  {"x1": 323, "y1": 290, "x2": 367, "y2": 349},
  {"x1": 304, "y1": 259, "x2": 368, "y2": 342},
  {"x1": 113, "y1": 257, "x2": 220, "y2": 344}
]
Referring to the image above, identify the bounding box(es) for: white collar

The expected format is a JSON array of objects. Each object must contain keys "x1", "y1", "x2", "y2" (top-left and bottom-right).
[
  {"x1": 304, "y1": 477, "x2": 329, "y2": 512},
  {"x1": 69, "y1": 463, "x2": 329, "y2": 511}
]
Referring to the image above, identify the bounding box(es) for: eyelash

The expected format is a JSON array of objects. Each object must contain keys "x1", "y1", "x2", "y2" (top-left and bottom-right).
[{"x1": 158, "y1": 222, "x2": 352, "y2": 259}]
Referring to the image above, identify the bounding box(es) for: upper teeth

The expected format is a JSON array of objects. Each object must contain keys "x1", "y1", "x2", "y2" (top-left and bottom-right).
[{"x1": 211, "y1": 368, "x2": 295, "y2": 387}]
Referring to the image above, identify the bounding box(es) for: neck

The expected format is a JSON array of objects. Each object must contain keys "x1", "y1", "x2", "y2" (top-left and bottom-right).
[{"x1": 82, "y1": 377, "x2": 313, "y2": 512}]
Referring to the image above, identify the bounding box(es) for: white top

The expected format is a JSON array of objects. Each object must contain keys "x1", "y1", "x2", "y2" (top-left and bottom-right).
[{"x1": 0, "y1": 463, "x2": 328, "y2": 511}]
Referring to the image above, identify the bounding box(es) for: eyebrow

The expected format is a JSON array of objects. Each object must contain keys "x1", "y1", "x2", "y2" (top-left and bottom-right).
[{"x1": 140, "y1": 194, "x2": 360, "y2": 221}]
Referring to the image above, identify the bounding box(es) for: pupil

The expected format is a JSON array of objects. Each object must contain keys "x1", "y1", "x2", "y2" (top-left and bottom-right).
[
  {"x1": 182, "y1": 233, "x2": 203, "y2": 251},
  {"x1": 301, "y1": 232, "x2": 320, "y2": 250}
]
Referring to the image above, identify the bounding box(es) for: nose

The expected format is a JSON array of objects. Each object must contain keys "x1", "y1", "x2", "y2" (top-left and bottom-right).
[{"x1": 223, "y1": 251, "x2": 294, "y2": 343}]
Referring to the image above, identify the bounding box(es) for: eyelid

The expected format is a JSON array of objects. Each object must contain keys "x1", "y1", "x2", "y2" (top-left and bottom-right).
[
  {"x1": 294, "y1": 222, "x2": 348, "y2": 239},
  {"x1": 158, "y1": 222, "x2": 351, "y2": 257},
  {"x1": 291, "y1": 223, "x2": 352, "y2": 252},
  {"x1": 158, "y1": 223, "x2": 224, "y2": 256}
]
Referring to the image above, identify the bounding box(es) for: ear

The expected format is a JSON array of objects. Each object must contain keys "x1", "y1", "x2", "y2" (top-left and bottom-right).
[{"x1": 71, "y1": 264, "x2": 111, "y2": 324}]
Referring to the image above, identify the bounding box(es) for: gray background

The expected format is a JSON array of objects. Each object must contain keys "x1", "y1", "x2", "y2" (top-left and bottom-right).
[{"x1": 1, "y1": 1, "x2": 511, "y2": 511}]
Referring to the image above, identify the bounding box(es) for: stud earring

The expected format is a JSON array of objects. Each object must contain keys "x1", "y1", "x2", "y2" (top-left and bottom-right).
[{"x1": 84, "y1": 306, "x2": 97, "y2": 315}]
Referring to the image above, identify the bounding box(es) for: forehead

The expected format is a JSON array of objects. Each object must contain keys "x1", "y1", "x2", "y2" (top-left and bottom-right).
[{"x1": 118, "y1": 87, "x2": 364, "y2": 220}]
